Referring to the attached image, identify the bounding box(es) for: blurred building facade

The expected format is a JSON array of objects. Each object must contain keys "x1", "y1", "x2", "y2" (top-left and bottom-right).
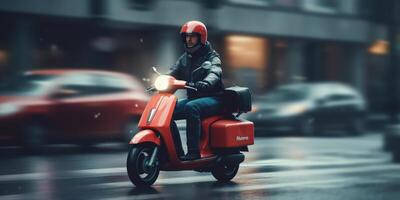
[{"x1": 0, "y1": 0, "x2": 394, "y2": 113}]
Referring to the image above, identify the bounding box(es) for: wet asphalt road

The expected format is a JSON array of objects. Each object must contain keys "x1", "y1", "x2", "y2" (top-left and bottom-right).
[{"x1": 0, "y1": 133, "x2": 400, "y2": 200}]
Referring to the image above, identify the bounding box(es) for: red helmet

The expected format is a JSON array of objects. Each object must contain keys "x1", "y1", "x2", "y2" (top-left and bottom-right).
[{"x1": 180, "y1": 21, "x2": 207, "y2": 45}]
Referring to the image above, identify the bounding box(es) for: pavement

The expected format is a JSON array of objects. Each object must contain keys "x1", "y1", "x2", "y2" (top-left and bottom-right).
[{"x1": 0, "y1": 133, "x2": 399, "y2": 200}]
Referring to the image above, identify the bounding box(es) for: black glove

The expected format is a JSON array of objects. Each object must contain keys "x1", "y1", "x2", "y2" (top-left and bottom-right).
[
  {"x1": 186, "y1": 82, "x2": 196, "y2": 88},
  {"x1": 195, "y1": 81, "x2": 210, "y2": 91}
]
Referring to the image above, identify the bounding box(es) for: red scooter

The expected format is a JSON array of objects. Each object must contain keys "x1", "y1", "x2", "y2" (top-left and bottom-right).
[{"x1": 126, "y1": 67, "x2": 254, "y2": 187}]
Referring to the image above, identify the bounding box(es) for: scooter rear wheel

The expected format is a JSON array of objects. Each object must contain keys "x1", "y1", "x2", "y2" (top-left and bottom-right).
[
  {"x1": 211, "y1": 163, "x2": 239, "y2": 182},
  {"x1": 127, "y1": 144, "x2": 159, "y2": 187}
]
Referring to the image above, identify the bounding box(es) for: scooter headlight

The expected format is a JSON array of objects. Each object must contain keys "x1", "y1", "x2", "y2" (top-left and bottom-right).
[{"x1": 154, "y1": 75, "x2": 170, "y2": 91}]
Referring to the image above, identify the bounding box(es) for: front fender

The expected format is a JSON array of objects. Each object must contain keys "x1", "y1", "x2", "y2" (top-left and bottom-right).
[{"x1": 129, "y1": 129, "x2": 160, "y2": 146}]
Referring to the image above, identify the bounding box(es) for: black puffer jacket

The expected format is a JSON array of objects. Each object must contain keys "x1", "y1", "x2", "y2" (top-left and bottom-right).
[{"x1": 169, "y1": 42, "x2": 224, "y2": 99}]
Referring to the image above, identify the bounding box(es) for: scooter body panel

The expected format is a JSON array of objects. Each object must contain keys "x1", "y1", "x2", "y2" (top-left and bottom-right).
[
  {"x1": 132, "y1": 76, "x2": 253, "y2": 171},
  {"x1": 129, "y1": 129, "x2": 160, "y2": 146},
  {"x1": 126, "y1": 75, "x2": 253, "y2": 186},
  {"x1": 200, "y1": 116, "x2": 224, "y2": 157},
  {"x1": 138, "y1": 93, "x2": 177, "y2": 129},
  {"x1": 135, "y1": 92, "x2": 223, "y2": 170}
]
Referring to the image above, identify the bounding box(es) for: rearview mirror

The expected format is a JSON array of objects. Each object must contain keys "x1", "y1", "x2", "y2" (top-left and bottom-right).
[{"x1": 152, "y1": 67, "x2": 161, "y2": 75}]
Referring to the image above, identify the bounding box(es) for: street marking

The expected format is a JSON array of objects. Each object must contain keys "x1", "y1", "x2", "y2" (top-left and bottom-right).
[
  {"x1": 100, "y1": 193, "x2": 171, "y2": 200},
  {"x1": 0, "y1": 155, "x2": 394, "y2": 182},
  {"x1": 92, "y1": 175, "x2": 215, "y2": 188},
  {"x1": 90, "y1": 163, "x2": 400, "y2": 189},
  {"x1": 2, "y1": 160, "x2": 400, "y2": 199},
  {"x1": 242, "y1": 156, "x2": 391, "y2": 168},
  {"x1": 215, "y1": 177, "x2": 363, "y2": 192},
  {"x1": 0, "y1": 194, "x2": 26, "y2": 200},
  {"x1": 95, "y1": 178, "x2": 359, "y2": 200},
  {"x1": 240, "y1": 163, "x2": 400, "y2": 179},
  {"x1": 0, "y1": 172, "x2": 47, "y2": 182}
]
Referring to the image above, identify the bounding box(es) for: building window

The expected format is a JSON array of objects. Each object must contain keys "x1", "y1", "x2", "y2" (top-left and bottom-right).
[
  {"x1": 224, "y1": 35, "x2": 269, "y2": 91},
  {"x1": 0, "y1": 50, "x2": 8, "y2": 65},
  {"x1": 228, "y1": 0, "x2": 300, "y2": 8},
  {"x1": 225, "y1": 35, "x2": 268, "y2": 70},
  {"x1": 274, "y1": 0, "x2": 300, "y2": 8},
  {"x1": 317, "y1": 0, "x2": 339, "y2": 8},
  {"x1": 127, "y1": 0, "x2": 156, "y2": 10},
  {"x1": 303, "y1": 0, "x2": 338, "y2": 13},
  {"x1": 228, "y1": 0, "x2": 272, "y2": 7},
  {"x1": 368, "y1": 40, "x2": 389, "y2": 56}
]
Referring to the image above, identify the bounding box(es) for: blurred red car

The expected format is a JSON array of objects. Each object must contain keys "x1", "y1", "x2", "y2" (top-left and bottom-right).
[{"x1": 0, "y1": 69, "x2": 149, "y2": 148}]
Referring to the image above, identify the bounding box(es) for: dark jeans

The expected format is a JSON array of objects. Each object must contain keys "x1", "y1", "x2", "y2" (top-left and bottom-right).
[{"x1": 173, "y1": 96, "x2": 223, "y2": 153}]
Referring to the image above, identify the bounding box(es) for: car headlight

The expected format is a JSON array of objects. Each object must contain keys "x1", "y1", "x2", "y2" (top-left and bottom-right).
[
  {"x1": 0, "y1": 103, "x2": 21, "y2": 116},
  {"x1": 278, "y1": 104, "x2": 307, "y2": 116},
  {"x1": 251, "y1": 105, "x2": 259, "y2": 112},
  {"x1": 154, "y1": 75, "x2": 170, "y2": 91}
]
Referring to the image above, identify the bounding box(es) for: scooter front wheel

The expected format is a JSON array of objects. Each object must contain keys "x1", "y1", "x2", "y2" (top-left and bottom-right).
[
  {"x1": 126, "y1": 144, "x2": 159, "y2": 187},
  {"x1": 211, "y1": 163, "x2": 239, "y2": 182}
]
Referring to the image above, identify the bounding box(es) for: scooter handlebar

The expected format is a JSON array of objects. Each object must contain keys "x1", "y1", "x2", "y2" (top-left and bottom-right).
[
  {"x1": 180, "y1": 80, "x2": 198, "y2": 91},
  {"x1": 147, "y1": 77, "x2": 198, "y2": 92},
  {"x1": 146, "y1": 87, "x2": 156, "y2": 92},
  {"x1": 184, "y1": 85, "x2": 198, "y2": 91},
  {"x1": 173, "y1": 80, "x2": 197, "y2": 91}
]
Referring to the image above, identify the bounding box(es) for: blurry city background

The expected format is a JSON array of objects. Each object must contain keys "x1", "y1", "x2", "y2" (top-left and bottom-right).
[
  {"x1": 0, "y1": 0, "x2": 397, "y2": 112},
  {"x1": 1, "y1": 1, "x2": 400, "y2": 199},
  {"x1": 1, "y1": 0, "x2": 400, "y2": 141}
]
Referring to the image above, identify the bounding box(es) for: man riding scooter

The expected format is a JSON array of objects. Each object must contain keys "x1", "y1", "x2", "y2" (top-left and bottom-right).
[
  {"x1": 126, "y1": 21, "x2": 254, "y2": 187},
  {"x1": 169, "y1": 21, "x2": 225, "y2": 161}
]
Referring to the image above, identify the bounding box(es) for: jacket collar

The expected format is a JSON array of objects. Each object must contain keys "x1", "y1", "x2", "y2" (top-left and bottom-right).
[{"x1": 188, "y1": 41, "x2": 211, "y2": 58}]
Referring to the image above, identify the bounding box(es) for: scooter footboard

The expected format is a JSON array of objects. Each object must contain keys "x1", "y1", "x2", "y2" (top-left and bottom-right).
[{"x1": 129, "y1": 129, "x2": 161, "y2": 146}]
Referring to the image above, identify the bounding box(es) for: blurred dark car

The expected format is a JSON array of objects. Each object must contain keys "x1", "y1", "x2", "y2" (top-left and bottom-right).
[
  {"x1": 0, "y1": 69, "x2": 149, "y2": 148},
  {"x1": 242, "y1": 82, "x2": 367, "y2": 136}
]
